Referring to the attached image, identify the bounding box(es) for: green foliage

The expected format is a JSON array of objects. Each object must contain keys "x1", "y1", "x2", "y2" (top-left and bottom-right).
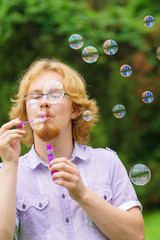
[
  {"x1": 0, "y1": 0, "x2": 160, "y2": 209},
  {"x1": 143, "y1": 210, "x2": 160, "y2": 240}
]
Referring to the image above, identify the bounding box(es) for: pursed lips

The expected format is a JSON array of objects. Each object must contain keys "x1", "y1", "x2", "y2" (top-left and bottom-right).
[
  {"x1": 43, "y1": 115, "x2": 52, "y2": 121},
  {"x1": 36, "y1": 111, "x2": 54, "y2": 121}
]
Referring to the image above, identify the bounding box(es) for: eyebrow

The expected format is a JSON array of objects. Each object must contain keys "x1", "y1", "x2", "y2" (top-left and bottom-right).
[
  {"x1": 28, "y1": 88, "x2": 64, "y2": 94},
  {"x1": 27, "y1": 90, "x2": 42, "y2": 94}
]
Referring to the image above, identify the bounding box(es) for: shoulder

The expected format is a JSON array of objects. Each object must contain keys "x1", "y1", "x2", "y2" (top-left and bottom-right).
[
  {"x1": 18, "y1": 146, "x2": 34, "y2": 167},
  {"x1": 86, "y1": 144, "x2": 117, "y2": 156},
  {"x1": 18, "y1": 152, "x2": 33, "y2": 171},
  {"x1": 80, "y1": 144, "x2": 118, "y2": 162},
  {"x1": 0, "y1": 151, "x2": 30, "y2": 169},
  {"x1": 105, "y1": 147, "x2": 117, "y2": 155},
  {"x1": 84, "y1": 145, "x2": 123, "y2": 172}
]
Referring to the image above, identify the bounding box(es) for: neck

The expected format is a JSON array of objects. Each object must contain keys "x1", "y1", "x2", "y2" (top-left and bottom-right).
[{"x1": 34, "y1": 132, "x2": 74, "y2": 163}]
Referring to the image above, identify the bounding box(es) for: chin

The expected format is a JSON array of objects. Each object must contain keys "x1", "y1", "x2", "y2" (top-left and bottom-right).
[{"x1": 35, "y1": 124, "x2": 60, "y2": 141}]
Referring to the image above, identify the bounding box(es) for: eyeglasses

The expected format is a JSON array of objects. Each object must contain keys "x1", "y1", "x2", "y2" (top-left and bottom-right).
[{"x1": 24, "y1": 91, "x2": 69, "y2": 104}]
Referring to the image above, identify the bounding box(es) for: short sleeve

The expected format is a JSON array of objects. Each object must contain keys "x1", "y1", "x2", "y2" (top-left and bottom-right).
[{"x1": 108, "y1": 151, "x2": 142, "y2": 211}]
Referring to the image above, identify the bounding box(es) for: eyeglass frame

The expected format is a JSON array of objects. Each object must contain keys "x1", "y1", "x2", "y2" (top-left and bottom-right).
[{"x1": 24, "y1": 91, "x2": 70, "y2": 103}]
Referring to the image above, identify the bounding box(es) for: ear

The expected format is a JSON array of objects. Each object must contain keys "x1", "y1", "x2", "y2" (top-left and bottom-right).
[{"x1": 71, "y1": 103, "x2": 79, "y2": 120}]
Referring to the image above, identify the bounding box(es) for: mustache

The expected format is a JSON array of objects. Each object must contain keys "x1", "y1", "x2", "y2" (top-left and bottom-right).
[{"x1": 36, "y1": 110, "x2": 55, "y2": 118}]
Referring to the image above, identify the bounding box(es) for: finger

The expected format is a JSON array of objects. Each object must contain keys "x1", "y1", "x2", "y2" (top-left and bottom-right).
[
  {"x1": 53, "y1": 178, "x2": 76, "y2": 190},
  {"x1": 50, "y1": 157, "x2": 76, "y2": 168},
  {"x1": 52, "y1": 171, "x2": 75, "y2": 182},
  {"x1": 1, "y1": 129, "x2": 25, "y2": 139},
  {"x1": 49, "y1": 162, "x2": 76, "y2": 174},
  {"x1": 0, "y1": 119, "x2": 22, "y2": 134},
  {"x1": 0, "y1": 130, "x2": 25, "y2": 142},
  {"x1": 0, "y1": 133, "x2": 23, "y2": 144}
]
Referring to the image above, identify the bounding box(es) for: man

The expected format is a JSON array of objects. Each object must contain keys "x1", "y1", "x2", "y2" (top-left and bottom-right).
[{"x1": 0, "y1": 58, "x2": 145, "y2": 240}]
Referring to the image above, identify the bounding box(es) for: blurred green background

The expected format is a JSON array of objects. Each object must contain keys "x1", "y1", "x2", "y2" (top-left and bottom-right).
[{"x1": 0, "y1": 0, "x2": 160, "y2": 238}]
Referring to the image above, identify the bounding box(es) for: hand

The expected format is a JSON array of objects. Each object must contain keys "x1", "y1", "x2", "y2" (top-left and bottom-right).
[
  {"x1": 0, "y1": 119, "x2": 25, "y2": 167},
  {"x1": 49, "y1": 158, "x2": 88, "y2": 202}
]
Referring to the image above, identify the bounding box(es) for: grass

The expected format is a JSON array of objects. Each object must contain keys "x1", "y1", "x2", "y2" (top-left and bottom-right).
[{"x1": 143, "y1": 210, "x2": 160, "y2": 240}]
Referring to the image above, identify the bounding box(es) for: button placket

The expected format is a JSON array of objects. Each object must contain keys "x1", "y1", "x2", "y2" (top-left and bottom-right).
[
  {"x1": 58, "y1": 185, "x2": 75, "y2": 238},
  {"x1": 65, "y1": 218, "x2": 69, "y2": 223}
]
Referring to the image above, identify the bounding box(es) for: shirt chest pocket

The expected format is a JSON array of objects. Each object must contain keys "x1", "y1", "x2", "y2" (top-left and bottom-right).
[{"x1": 17, "y1": 196, "x2": 50, "y2": 235}]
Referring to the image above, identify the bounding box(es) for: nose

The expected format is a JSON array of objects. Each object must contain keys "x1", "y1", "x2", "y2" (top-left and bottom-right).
[{"x1": 40, "y1": 95, "x2": 51, "y2": 109}]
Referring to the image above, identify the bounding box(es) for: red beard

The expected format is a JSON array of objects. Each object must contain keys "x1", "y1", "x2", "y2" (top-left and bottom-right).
[{"x1": 35, "y1": 121, "x2": 60, "y2": 141}]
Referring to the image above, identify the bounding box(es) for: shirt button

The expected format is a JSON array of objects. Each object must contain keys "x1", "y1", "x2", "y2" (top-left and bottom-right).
[
  {"x1": 22, "y1": 203, "x2": 26, "y2": 209},
  {"x1": 62, "y1": 193, "x2": 65, "y2": 199},
  {"x1": 39, "y1": 202, "x2": 43, "y2": 208},
  {"x1": 65, "y1": 218, "x2": 69, "y2": 223},
  {"x1": 104, "y1": 195, "x2": 107, "y2": 200}
]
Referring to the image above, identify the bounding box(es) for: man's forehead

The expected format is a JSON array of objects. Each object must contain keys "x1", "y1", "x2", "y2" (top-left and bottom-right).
[
  {"x1": 43, "y1": 80, "x2": 64, "y2": 93},
  {"x1": 28, "y1": 79, "x2": 64, "y2": 93}
]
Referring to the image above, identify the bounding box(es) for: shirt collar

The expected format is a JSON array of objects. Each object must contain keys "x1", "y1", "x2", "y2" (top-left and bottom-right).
[
  {"x1": 70, "y1": 141, "x2": 90, "y2": 162},
  {"x1": 28, "y1": 141, "x2": 89, "y2": 170},
  {"x1": 28, "y1": 145, "x2": 49, "y2": 170}
]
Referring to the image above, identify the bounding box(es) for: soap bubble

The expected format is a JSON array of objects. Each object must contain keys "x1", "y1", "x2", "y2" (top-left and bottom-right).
[
  {"x1": 38, "y1": 110, "x2": 47, "y2": 118},
  {"x1": 82, "y1": 46, "x2": 99, "y2": 63},
  {"x1": 82, "y1": 110, "x2": 93, "y2": 121},
  {"x1": 29, "y1": 99, "x2": 39, "y2": 110},
  {"x1": 142, "y1": 91, "x2": 154, "y2": 103},
  {"x1": 103, "y1": 40, "x2": 118, "y2": 55},
  {"x1": 143, "y1": 15, "x2": 155, "y2": 28},
  {"x1": 33, "y1": 118, "x2": 44, "y2": 130},
  {"x1": 43, "y1": 80, "x2": 64, "y2": 104},
  {"x1": 129, "y1": 164, "x2": 151, "y2": 186},
  {"x1": 156, "y1": 47, "x2": 160, "y2": 60},
  {"x1": 112, "y1": 104, "x2": 126, "y2": 119},
  {"x1": 68, "y1": 34, "x2": 83, "y2": 50},
  {"x1": 120, "y1": 64, "x2": 132, "y2": 77},
  {"x1": 43, "y1": 80, "x2": 63, "y2": 94}
]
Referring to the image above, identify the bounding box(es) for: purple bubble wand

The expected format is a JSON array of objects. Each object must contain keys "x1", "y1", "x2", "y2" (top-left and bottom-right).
[
  {"x1": 17, "y1": 119, "x2": 36, "y2": 128},
  {"x1": 17, "y1": 115, "x2": 46, "y2": 128}
]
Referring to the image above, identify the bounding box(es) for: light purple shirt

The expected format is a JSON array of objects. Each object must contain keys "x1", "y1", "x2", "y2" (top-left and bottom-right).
[{"x1": 0, "y1": 142, "x2": 142, "y2": 240}]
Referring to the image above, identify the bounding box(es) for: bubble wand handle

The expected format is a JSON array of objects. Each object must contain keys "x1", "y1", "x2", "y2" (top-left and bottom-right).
[
  {"x1": 17, "y1": 119, "x2": 35, "y2": 128},
  {"x1": 17, "y1": 115, "x2": 45, "y2": 128},
  {"x1": 47, "y1": 145, "x2": 56, "y2": 181}
]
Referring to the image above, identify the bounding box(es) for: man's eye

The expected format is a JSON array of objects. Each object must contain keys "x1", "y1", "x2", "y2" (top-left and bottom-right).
[
  {"x1": 31, "y1": 95, "x2": 41, "y2": 99},
  {"x1": 51, "y1": 92, "x2": 61, "y2": 97}
]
